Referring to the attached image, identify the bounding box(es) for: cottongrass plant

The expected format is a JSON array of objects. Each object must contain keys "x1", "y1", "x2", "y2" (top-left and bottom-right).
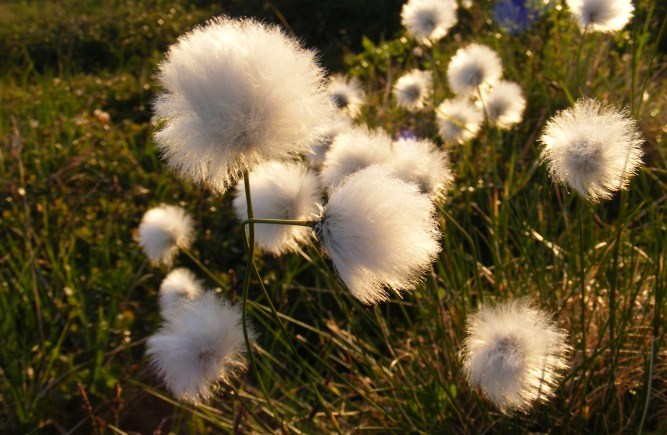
[
  {"x1": 540, "y1": 98, "x2": 644, "y2": 202},
  {"x1": 137, "y1": 204, "x2": 194, "y2": 267},
  {"x1": 315, "y1": 165, "x2": 441, "y2": 304},
  {"x1": 479, "y1": 80, "x2": 526, "y2": 129},
  {"x1": 388, "y1": 137, "x2": 454, "y2": 200},
  {"x1": 153, "y1": 17, "x2": 331, "y2": 193},
  {"x1": 460, "y1": 299, "x2": 570, "y2": 413},
  {"x1": 158, "y1": 268, "x2": 204, "y2": 319},
  {"x1": 566, "y1": 0, "x2": 634, "y2": 33},
  {"x1": 306, "y1": 114, "x2": 352, "y2": 169},
  {"x1": 393, "y1": 69, "x2": 433, "y2": 112},
  {"x1": 233, "y1": 161, "x2": 321, "y2": 255},
  {"x1": 327, "y1": 74, "x2": 366, "y2": 118},
  {"x1": 146, "y1": 292, "x2": 252, "y2": 403},
  {"x1": 446, "y1": 43, "x2": 503, "y2": 96},
  {"x1": 319, "y1": 125, "x2": 394, "y2": 187},
  {"x1": 400, "y1": 0, "x2": 458, "y2": 46},
  {"x1": 436, "y1": 98, "x2": 484, "y2": 144}
]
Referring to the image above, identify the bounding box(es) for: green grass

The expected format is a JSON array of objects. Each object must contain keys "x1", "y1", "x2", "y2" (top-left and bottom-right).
[{"x1": 1, "y1": 0, "x2": 666, "y2": 433}]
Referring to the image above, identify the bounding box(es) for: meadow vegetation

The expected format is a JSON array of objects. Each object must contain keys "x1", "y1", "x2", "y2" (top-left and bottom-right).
[{"x1": 1, "y1": 0, "x2": 665, "y2": 433}]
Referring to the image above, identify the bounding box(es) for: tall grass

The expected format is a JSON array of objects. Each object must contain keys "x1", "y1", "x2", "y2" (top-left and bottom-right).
[{"x1": 1, "y1": 0, "x2": 665, "y2": 433}]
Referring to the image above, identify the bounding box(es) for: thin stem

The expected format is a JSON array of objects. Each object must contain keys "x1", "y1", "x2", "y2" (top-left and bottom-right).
[
  {"x1": 577, "y1": 200, "x2": 588, "y2": 409},
  {"x1": 574, "y1": 24, "x2": 588, "y2": 90},
  {"x1": 241, "y1": 218, "x2": 315, "y2": 228},
  {"x1": 240, "y1": 171, "x2": 281, "y2": 427},
  {"x1": 638, "y1": 336, "x2": 655, "y2": 434}
]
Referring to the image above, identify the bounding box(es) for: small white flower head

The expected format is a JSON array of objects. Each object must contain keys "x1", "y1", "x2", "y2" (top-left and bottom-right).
[
  {"x1": 479, "y1": 80, "x2": 526, "y2": 129},
  {"x1": 436, "y1": 98, "x2": 483, "y2": 144},
  {"x1": 315, "y1": 165, "x2": 441, "y2": 304},
  {"x1": 566, "y1": 0, "x2": 634, "y2": 33},
  {"x1": 153, "y1": 17, "x2": 331, "y2": 193},
  {"x1": 393, "y1": 69, "x2": 433, "y2": 112},
  {"x1": 320, "y1": 126, "x2": 394, "y2": 188},
  {"x1": 447, "y1": 43, "x2": 503, "y2": 95},
  {"x1": 540, "y1": 98, "x2": 644, "y2": 202},
  {"x1": 401, "y1": 0, "x2": 458, "y2": 46},
  {"x1": 146, "y1": 292, "x2": 252, "y2": 403},
  {"x1": 306, "y1": 114, "x2": 353, "y2": 169},
  {"x1": 159, "y1": 268, "x2": 203, "y2": 319},
  {"x1": 138, "y1": 204, "x2": 194, "y2": 267},
  {"x1": 327, "y1": 74, "x2": 365, "y2": 118},
  {"x1": 233, "y1": 161, "x2": 321, "y2": 255},
  {"x1": 387, "y1": 137, "x2": 454, "y2": 200},
  {"x1": 459, "y1": 299, "x2": 570, "y2": 413}
]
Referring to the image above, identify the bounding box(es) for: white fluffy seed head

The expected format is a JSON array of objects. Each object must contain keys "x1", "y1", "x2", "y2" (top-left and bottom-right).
[
  {"x1": 566, "y1": 0, "x2": 634, "y2": 33},
  {"x1": 327, "y1": 74, "x2": 366, "y2": 118},
  {"x1": 540, "y1": 98, "x2": 644, "y2": 202},
  {"x1": 233, "y1": 161, "x2": 321, "y2": 255},
  {"x1": 393, "y1": 69, "x2": 433, "y2": 112},
  {"x1": 320, "y1": 126, "x2": 394, "y2": 188},
  {"x1": 146, "y1": 292, "x2": 252, "y2": 403},
  {"x1": 436, "y1": 98, "x2": 483, "y2": 144},
  {"x1": 447, "y1": 43, "x2": 503, "y2": 95},
  {"x1": 401, "y1": 0, "x2": 458, "y2": 46},
  {"x1": 387, "y1": 138, "x2": 454, "y2": 200},
  {"x1": 138, "y1": 204, "x2": 194, "y2": 267},
  {"x1": 316, "y1": 165, "x2": 441, "y2": 304},
  {"x1": 460, "y1": 299, "x2": 570, "y2": 413},
  {"x1": 153, "y1": 17, "x2": 331, "y2": 193},
  {"x1": 306, "y1": 114, "x2": 353, "y2": 169},
  {"x1": 479, "y1": 80, "x2": 526, "y2": 129},
  {"x1": 159, "y1": 268, "x2": 203, "y2": 319}
]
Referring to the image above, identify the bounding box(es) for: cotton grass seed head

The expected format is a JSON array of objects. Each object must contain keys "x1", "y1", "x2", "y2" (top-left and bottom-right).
[
  {"x1": 436, "y1": 98, "x2": 483, "y2": 144},
  {"x1": 233, "y1": 161, "x2": 321, "y2": 255},
  {"x1": 306, "y1": 113, "x2": 352, "y2": 169},
  {"x1": 327, "y1": 74, "x2": 365, "y2": 118},
  {"x1": 388, "y1": 137, "x2": 454, "y2": 200},
  {"x1": 316, "y1": 165, "x2": 441, "y2": 304},
  {"x1": 159, "y1": 268, "x2": 204, "y2": 319},
  {"x1": 320, "y1": 126, "x2": 394, "y2": 188},
  {"x1": 447, "y1": 43, "x2": 503, "y2": 95},
  {"x1": 401, "y1": 0, "x2": 458, "y2": 46},
  {"x1": 479, "y1": 80, "x2": 526, "y2": 129},
  {"x1": 460, "y1": 299, "x2": 570, "y2": 413},
  {"x1": 153, "y1": 17, "x2": 331, "y2": 193},
  {"x1": 393, "y1": 69, "x2": 433, "y2": 112},
  {"x1": 566, "y1": 0, "x2": 634, "y2": 33},
  {"x1": 138, "y1": 204, "x2": 194, "y2": 267},
  {"x1": 146, "y1": 292, "x2": 252, "y2": 403},
  {"x1": 540, "y1": 98, "x2": 643, "y2": 202}
]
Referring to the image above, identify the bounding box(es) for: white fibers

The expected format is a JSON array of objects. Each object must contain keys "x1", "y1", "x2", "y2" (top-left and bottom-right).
[
  {"x1": 138, "y1": 204, "x2": 194, "y2": 267},
  {"x1": 393, "y1": 69, "x2": 433, "y2": 112},
  {"x1": 158, "y1": 268, "x2": 203, "y2": 319},
  {"x1": 401, "y1": 0, "x2": 458, "y2": 46},
  {"x1": 319, "y1": 126, "x2": 394, "y2": 188},
  {"x1": 233, "y1": 161, "x2": 321, "y2": 255},
  {"x1": 460, "y1": 299, "x2": 570, "y2": 412},
  {"x1": 447, "y1": 43, "x2": 503, "y2": 95},
  {"x1": 566, "y1": 0, "x2": 634, "y2": 33},
  {"x1": 540, "y1": 98, "x2": 643, "y2": 202},
  {"x1": 146, "y1": 292, "x2": 252, "y2": 403},
  {"x1": 153, "y1": 17, "x2": 331, "y2": 193},
  {"x1": 479, "y1": 80, "x2": 526, "y2": 129},
  {"x1": 436, "y1": 98, "x2": 484, "y2": 144},
  {"x1": 387, "y1": 137, "x2": 454, "y2": 200},
  {"x1": 316, "y1": 165, "x2": 441, "y2": 304},
  {"x1": 327, "y1": 74, "x2": 366, "y2": 118}
]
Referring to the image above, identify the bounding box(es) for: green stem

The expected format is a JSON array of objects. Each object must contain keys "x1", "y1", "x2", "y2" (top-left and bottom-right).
[
  {"x1": 240, "y1": 171, "x2": 281, "y2": 426},
  {"x1": 574, "y1": 25, "x2": 588, "y2": 91},
  {"x1": 241, "y1": 218, "x2": 315, "y2": 228},
  {"x1": 577, "y1": 200, "x2": 588, "y2": 410}
]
